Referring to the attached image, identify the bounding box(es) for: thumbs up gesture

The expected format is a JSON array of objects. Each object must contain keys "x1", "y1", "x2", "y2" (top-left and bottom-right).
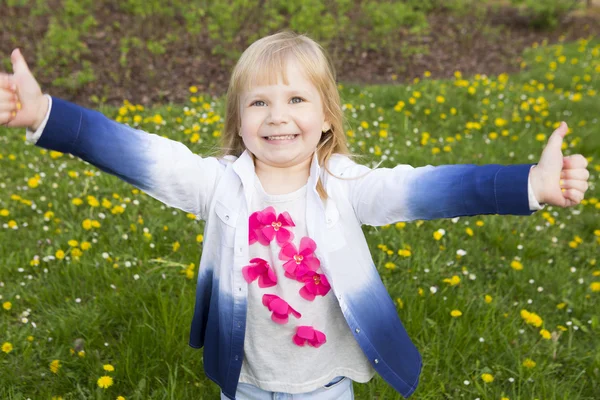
[
  {"x1": 529, "y1": 122, "x2": 589, "y2": 207},
  {"x1": 0, "y1": 48, "x2": 48, "y2": 130}
]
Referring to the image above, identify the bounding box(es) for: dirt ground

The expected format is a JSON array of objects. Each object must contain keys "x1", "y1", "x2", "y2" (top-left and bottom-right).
[{"x1": 1, "y1": 3, "x2": 599, "y2": 106}]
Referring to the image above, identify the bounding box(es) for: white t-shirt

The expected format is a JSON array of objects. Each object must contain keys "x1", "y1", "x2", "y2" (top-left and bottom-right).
[{"x1": 239, "y1": 176, "x2": 375, "y2": 393}]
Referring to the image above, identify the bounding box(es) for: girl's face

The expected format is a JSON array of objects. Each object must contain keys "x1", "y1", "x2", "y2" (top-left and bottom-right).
[{"x1": 239, "y1": 57, "x2": 330, "y2": 171}]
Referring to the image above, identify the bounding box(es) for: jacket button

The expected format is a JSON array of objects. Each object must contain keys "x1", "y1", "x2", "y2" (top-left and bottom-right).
[
  {"x1": 237, "y1": 321, "x2": 242, "y2": 327},
  {"x1": 225, "y1": 215, "x2": 229, "y2": 221},
  {"x1": 234, "y1": 355, "x2": 239, "y2": 361},
  {"x1": 374, "y1": 359, "x2": 379, "y2": 364},
  {"x1": 355, "y1": 328, "x2": 360, "y2": 333}
]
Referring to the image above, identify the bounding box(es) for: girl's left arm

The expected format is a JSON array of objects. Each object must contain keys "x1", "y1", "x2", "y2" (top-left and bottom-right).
[
  {"x1": 348, "y1": 161, "x2": 536, "y2": 226},
  {"x1": 345, "y1": 123, "x2": 589, "y2": 226}
]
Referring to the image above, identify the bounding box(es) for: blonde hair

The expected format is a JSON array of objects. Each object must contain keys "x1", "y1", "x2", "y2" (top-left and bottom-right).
[{"x1": 222, "y1": 30, "x2": 350, "y2": 199}]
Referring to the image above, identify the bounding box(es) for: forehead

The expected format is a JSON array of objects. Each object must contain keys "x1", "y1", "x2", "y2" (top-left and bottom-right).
[{"x1": 242, "y1": 55, "x2": 317, "y2": 95}]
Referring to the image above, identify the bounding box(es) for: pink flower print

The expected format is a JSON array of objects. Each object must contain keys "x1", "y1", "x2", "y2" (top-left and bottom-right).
[
  {"x1": 293, "y1": 326, "x2": 327, "y2": 348},
  {"x1": 279, "y1": 237, "x2": 320, "y2": 280},
  {"x1": 242, "y1": 258, "x2": 277, "y2": 288},
  {"x1": 249, "y1": 206, "x2": 295, "y2": 246},
  {"x1": 299, "y1": 271, "x2": 331, "y2": 301},
  {"x1": 262, "y1": 294, "x2": 301, "y2": 324}
]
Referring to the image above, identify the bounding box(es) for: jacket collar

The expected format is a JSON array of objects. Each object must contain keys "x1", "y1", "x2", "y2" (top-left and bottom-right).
[{"x1": 232, "y1": 150, "x2": 321, "y2": 193}]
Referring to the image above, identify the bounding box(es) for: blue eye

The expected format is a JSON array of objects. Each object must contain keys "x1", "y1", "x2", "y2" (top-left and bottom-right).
[{"x1": 250, "y1": 97, "x2": 304, "y2": 106}]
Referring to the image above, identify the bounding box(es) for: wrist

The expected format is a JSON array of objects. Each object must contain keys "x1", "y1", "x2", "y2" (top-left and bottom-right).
[
  {"x1": 529, "y1": 165, "x2": 545, "y2": 204},
  {"x1": 30, "y1": 95, "x2": 49, "y2": 132}
]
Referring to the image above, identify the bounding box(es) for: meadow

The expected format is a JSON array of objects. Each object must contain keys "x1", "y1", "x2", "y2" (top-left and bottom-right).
[{"x1": 0, "y1": 37, "x2": 599, "y2": 399}]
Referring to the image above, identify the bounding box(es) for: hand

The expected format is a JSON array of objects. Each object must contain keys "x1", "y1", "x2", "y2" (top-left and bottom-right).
[
  {"x1": 529, "y1": 122, "x2": 589, "y2": 207},
  {"x1": 0, "y1": 49, "x2": 48, "y2": 130}
]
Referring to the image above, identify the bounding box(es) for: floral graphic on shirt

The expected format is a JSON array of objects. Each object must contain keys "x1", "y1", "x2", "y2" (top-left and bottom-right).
[
  {"x1": 299, "y1": 271, "x2": 331, "y2": 301},
  {"x1": 249, "y1": 206, "x2": 295, "y2": 246},
  {"x1": 279, "y1": 237, "x2": 320, "y2": 280},
  {"x1": 262, "y1": 294, "x2": 302, "y2": 324},
  {"x1": 242, "y1": 258, "x2": 277, "y2": 288},
  {"x1": 293, "y1": 326, "x2": 327, "y2": 348}
]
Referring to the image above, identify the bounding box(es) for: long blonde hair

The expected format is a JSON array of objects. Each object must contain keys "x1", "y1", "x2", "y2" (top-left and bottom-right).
[{"x1": 222, "y1": 30, "x2": 350, "y2": 199}]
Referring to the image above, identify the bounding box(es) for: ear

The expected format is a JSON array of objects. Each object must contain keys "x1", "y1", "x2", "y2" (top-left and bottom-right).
[{"x1": 322, "y1": 120, "x2": 331, "y2": 133}]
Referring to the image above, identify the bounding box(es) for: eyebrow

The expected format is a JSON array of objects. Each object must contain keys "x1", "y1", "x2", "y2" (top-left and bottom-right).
[{"x1": 244, "y1": 89, "x2": 311, "y2": 100}]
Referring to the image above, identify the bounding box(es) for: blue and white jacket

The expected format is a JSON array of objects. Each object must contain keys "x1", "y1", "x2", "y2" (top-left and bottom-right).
[{"x1": 29, "y1": 96, "x2": 540, "y2": 399}]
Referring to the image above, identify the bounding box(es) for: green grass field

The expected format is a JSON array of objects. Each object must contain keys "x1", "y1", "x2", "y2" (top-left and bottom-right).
[{"x1": 0, "y1": 37, "x2": 599, "y2": 399}]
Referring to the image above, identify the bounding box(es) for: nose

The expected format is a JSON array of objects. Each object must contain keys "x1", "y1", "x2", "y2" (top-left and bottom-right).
[{"x1": 267, "y1": 103, "x2": 289, "y2": 125}]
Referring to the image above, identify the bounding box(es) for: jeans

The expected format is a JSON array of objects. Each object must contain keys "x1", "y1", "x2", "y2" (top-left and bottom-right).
[{"x1": 220, "y1": 376, "x2": 354, "y2": 400}]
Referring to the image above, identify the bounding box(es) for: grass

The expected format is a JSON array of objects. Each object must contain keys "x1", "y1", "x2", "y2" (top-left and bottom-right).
[{"x1": 0, "y1": 37, "x2": 599, "y2": 399}]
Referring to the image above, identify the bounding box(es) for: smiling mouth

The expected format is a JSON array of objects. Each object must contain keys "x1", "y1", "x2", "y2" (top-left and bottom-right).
[{"x1": 264, "y1": 134, "x2": 299, "y2": 141}]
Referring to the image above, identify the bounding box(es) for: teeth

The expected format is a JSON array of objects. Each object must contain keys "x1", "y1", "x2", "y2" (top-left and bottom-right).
[{"x1": 267, "y1": 135, "x2": 296, "y2": 140}]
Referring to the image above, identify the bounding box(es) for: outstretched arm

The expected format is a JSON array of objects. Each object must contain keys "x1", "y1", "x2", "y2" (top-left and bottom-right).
[
  {"x1": 347, "y1": 161, "x2": 537, "y2": 226},
  {"x1": 2, "y1": 49, "x2": 222, "y2": 220},
  {"x1": 345, "y1": 123, "x2": 588, "y2": 227}
]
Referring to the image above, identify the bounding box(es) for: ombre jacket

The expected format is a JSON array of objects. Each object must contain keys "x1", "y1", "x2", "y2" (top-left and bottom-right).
[{"x1": 29, "y1": 96, "x2": 540, "y2": 399}]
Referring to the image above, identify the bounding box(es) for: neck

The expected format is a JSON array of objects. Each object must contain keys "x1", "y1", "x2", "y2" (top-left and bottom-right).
[{"x1": 254, "y1": 156, "x2": 312, "y2": 195}]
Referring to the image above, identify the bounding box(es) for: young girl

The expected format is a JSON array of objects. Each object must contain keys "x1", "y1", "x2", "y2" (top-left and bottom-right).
[{"x1": 0, "y1": 31, "x2": 589, "y2": 399}]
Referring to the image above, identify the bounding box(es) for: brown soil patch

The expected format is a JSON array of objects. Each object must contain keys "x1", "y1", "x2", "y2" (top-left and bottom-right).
[{"x1": 1, "y1": 4, "x2": 599, "y2": 107}]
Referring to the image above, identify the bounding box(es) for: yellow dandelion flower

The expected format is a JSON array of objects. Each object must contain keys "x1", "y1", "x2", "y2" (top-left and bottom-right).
[
  {"x1": 173, "y1": 241, "x2": 181, "y2": 252},
  {"x1": 71, "y1": 248, "x2": 83, "y2": 258},
  {"x1": 72, "y1": 198, "x2": 83, "y2": 206},
  {"x1": 384, "y1": 262, "x2": 396, "y2": 270},
  {"x1": 433, "y1": 229, "x2": 445, "y2": 240},
  {"x1": 511, "y1": 260, "x2": 523, "y2": 271},
  {"x1": 481, "y1": 373, "x2": 494, "y2": 383},
  {"x1": 522, "y1": 358, "x2": 536, "y2": 368},
  {"x1": 465, "y1": 227, "x2": 474, "y2": 237},
  {"x1": 436, "y1": 95, "x2": 445, "y2": 103},
  {"x1": 476, "y1": 220, "x2": 484, "y2": 227},
  {"x1": 398, "y1": 249, "x2": 411, "y2": 257},
  {"x1": 103, "y1": 364, "x2": 115, "y2": 372},
  {"x1": 3, "y1": 301, "x2": 12, "y2": 310},
  {"x1": 450, "y1": 309, "x2": 462, "y2": 317},
  {"x1": 540, "y1": 329, "x2": 551, "y2": 339},
  {"x1": 2, "y1": 342, "x2": 13, "y2": 353},
  {"x1": 484, "y1": 295, "x2": 493, "y2": 304},
  {"x1": 535, "y1": 133, "x2": 546, "y2": 141},
  {"x1": 520, "y1": 309, "x2": 543, "y2": 327},
  {"x1": 97, "y1": 375, "x2": 113, "y2": 389},
  {"x1": 81, "y1": 242, "x2": 91, "y2": 250},
  {"x1": 443, "y1": 275, "x2": 461, "y2": 286},
  {"x1": 396, "y1": 298, "x2": 404, "y2": 309},
  {"x1": 55, "y1": 250, "x2": 65, "y2": 260},
  {"x1": 0, "y1": 209, "x2": 9, "y2": 217},
  {"x1": 50, "y1": 360, "x2": 61, "y2": 374},
  {"x1": 87, "y1": 196, "x2": 99, "y2": 207},
  {"x1": 82, "y1": 219, "x2": 92, "y2": 230},
  {"x1": 590, "y1": 282, "x2": 600, "y2": 292},
  {"x1": 27, "y1": 177, "x2": 40, "y2": 188},
  {"x1": 68, "y1": 240, "x2": 78, "y2": 247}
]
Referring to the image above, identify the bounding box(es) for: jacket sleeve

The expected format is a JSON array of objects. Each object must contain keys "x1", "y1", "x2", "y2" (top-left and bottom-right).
[
  {"x1": 341, "y1": 160, "x2": 537, "y2": 226},
  {"x1": 31, "y1": 96, "x2": 221, "y2": 220}
]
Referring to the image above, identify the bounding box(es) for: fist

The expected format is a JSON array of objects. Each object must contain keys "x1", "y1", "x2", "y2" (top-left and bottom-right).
[
  {"x1": 530, "y1": 122, "x2": 589, "y2": 208},
  {"x1": 0, "y1": 49, "x2": 47, "y2": 130}
]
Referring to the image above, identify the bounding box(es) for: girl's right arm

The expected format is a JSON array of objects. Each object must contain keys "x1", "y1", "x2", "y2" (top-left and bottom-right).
[{"x1": 1, "y1": 49, "x2": 221, "y2": 220}]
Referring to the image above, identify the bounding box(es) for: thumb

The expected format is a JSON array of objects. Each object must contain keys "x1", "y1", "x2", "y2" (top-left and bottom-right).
[
  {"x1": 545, "y1": 121, "x2": 568, "y2": 151},
  {"x1": 11, "y1": 48, "x2": 32, "y2": 75}
]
